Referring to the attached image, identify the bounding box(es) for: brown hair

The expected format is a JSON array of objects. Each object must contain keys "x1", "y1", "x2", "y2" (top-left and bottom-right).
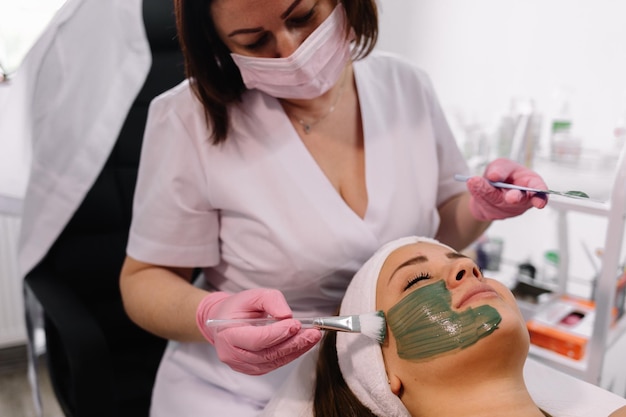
[
  {"x1": 173, "y1": 0, "x2": 379, "y2": 144},
  {"x1": 313, "y1": 330, "x2": 377, "y2": 417}
]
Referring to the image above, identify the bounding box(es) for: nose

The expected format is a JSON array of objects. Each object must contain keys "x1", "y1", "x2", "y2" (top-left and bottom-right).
[
  {"x1": 447, "y1": 258, "x2": 482, "y2": 289},
  {"x1": 274, "y1": 30, "x2": 300, "y2": 58}
]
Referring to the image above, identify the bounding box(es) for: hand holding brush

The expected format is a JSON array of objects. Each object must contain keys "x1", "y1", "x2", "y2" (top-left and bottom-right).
[
  {"x1": 206, "y1": 310, "x2": 387, "y2": 344},
  {"x1": 195, "y1": 288, "x2": 322, "y2": 375}
]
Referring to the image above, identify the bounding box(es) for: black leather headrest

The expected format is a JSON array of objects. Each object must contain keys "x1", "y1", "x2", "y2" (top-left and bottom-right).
[{"x1": 143, "y1": 0, "x2": 180, "y2": 52}]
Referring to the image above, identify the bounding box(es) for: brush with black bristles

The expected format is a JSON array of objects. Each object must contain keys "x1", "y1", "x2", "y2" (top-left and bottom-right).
[{"x1": 205, "y1": 311, "x2": 387, "y2": 344}]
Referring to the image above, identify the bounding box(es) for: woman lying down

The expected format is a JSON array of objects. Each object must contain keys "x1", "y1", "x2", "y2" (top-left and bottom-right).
[{"x1": 261, "y1": 236, "x2": 626, "y2": 417}]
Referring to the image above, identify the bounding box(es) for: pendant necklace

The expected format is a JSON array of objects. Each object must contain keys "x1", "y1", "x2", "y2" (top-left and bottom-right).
[{"x1": 287, "y1": 73, "x2": 348, "y2": 134}]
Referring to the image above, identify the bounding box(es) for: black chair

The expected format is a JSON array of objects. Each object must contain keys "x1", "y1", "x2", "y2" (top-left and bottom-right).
[{"x1": 23, "y1": 1, "x2": 185, "y2": 416}]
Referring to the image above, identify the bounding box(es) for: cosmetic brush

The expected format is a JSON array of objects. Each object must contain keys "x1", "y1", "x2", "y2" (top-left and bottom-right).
[{"x1": 206, "y1": 311, "x2": 387, "y2": 344}]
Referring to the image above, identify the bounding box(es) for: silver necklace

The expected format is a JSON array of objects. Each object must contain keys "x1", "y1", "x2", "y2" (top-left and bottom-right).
[{"x1": 287, "y1": 75, "x2": 348, "y2": 134}]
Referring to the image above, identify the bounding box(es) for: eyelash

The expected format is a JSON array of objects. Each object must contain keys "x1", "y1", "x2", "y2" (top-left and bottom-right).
[
  {"x1": 404, "y1": 272, "x2": 432, "y2": 291},
  {"x1": 244, "y1": 33, "x2": 269, "y2": 51},
  {"x1": 288, "y1": 9, "x2": 316, "y2": 26},
  {"x1": 243, "y1": 8, "x2": 317, "y2": 51}
]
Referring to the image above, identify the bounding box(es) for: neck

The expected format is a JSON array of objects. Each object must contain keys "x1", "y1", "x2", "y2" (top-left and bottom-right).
[
  {"x1": 280, "y1": 64, "x2": 352, "y2": 131},
  {"x1": 403, "y1": 374, "x2": 544, "y2": 417}
]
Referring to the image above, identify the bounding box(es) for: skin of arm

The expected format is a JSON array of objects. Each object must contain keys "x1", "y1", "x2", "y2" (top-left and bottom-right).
[
  {"x1": 435, "y1": 191, "x2": 491, "y2": 251},
  {"x1": 119, "y1": 256, "x2": 209, "y2": 342}
]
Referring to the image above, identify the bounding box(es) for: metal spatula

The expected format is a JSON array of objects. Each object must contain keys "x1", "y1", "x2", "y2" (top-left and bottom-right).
[{"x1": 454, "y1": 174, "x2": 590, "y2": 199}]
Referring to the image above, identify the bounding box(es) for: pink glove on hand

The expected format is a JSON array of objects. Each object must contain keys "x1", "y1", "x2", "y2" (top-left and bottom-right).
[
  {"x1": 467, "y1": 158, "x2": 548, "y2": 221},
  {"x1": 196, "y1": 288, "x2": 322, "y2": 375}
]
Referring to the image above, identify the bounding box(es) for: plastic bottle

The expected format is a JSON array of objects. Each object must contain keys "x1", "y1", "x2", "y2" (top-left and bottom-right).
[
  {"x1": 541, "y1": 250, "x2": 560, "y2": 287},
  {"x1": 549, "y1": 89, "x2": 574, "y2": 162}
]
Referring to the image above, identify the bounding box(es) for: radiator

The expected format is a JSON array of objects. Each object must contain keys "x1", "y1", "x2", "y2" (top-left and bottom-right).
[{"x1": 0, "y1": 214, "x2": 25, "y2": 348}]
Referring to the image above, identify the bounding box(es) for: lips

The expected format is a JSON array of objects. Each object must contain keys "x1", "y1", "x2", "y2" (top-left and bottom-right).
[{"x1": 455, "y1": 284, "x2": 499, "y2": 309}]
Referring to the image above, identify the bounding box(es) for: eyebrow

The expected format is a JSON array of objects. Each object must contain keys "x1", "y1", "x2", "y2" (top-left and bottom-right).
[
  {"x1": 446, "y1": 252, "x2": 470, "y2": 260},
  {"x1": 228, "y1": 27, "x2": 264, "y2": 37},
  {"x1": 387, "y1": 255, "x2": 428, "y2": 284},
  {"x1": 280, "y1": 0, "x2": 302, "y2": 19},
  {"x1": 387, "y1": 251, "x2": 470, "y2": 284},
  {"x1": 227, "y1": 0, "x2": 302, "y2": 37}
]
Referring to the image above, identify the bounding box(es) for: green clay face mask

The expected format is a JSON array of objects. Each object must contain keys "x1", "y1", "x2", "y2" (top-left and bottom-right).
[{"x1": 387, "y1": 280, "x2": 502, "y2": 361}]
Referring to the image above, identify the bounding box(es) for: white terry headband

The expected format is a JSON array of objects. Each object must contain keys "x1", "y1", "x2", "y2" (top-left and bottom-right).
[{"x1": 336, "y1": 236, "x2": 454, "y2": 417}]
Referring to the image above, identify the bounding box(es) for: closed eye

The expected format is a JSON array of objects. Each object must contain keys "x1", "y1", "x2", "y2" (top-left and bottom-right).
[
  {"x1": 287, "y1": 9, "x2": 315, "y2": 26},
  {"x1": 243, "y1": 33, "x2": 270, "y2": 50},
  {"x1": 404, "y1": 272, "x2": 432, "y2": 291}
]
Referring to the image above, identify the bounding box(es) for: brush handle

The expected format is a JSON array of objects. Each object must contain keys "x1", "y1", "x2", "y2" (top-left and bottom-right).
[
  {"x1": 454, "y1": 174, "x2": 547, "y2": 193},
  {"x1": 205, "y1": 315, "x2": 361, "y2": 333},
  {"x1": 205, "y1": 317, "x2": 318, "y2": 328}
]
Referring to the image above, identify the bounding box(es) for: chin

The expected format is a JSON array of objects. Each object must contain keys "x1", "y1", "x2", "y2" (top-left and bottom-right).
[{"x1": 476, "y1": 305, "x2": 530, "y2": 366}]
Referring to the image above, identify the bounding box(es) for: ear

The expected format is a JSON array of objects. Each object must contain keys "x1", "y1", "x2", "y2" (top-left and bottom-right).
[{"x1": 388, "y1": 373, "x2": 403, "y2": 396}]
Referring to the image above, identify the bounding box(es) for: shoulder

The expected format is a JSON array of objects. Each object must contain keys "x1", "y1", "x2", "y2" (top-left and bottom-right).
[
  {"x1": 145, "y1": 80, "x2": 274, "y2": 155},
  {"x1": 353, "y1": 50, "x2": 440, "y2": 114},
  {"x1": 354, "y1": 50, "x2": 437, "y2": 105},
  {"x1": 149, "y1": 79, "x2": 199, "y2": 115},
  {"x1": 147, "y1": 80, "x2": 261, "y2": 132},
  {"x1": 356, "y1": 50, "x2": 433, "y2": 87},
  {"x1": 146, "y1": 79, "x2": 213, "y2": 139}
]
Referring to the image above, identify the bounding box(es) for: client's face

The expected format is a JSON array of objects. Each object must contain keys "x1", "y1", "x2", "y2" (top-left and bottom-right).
[{"x1": 376, "y1": 242, "x2": 529, "y2": 394}]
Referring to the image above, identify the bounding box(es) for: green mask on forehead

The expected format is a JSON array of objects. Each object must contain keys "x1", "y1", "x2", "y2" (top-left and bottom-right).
[{"x1": 387, "y1": 280, "x2": 501, "y2": 361}]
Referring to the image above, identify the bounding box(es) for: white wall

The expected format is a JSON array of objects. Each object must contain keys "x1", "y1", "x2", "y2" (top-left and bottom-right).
[
  {"x1": 0, "y1": 0, "x2": 66, "y2": 74},
  {"x1": 376, "y1": 1, "x2": 626, "y2": 390},
  {"x1": 376, "y1": 0, "x2": 626, "y2": 280},
  {"x1": 377, "y1": 0, "x2": 626, "y2": 155}
]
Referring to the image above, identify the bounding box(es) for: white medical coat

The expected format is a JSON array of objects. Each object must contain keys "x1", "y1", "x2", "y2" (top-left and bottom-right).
[
  {"x1": 128, "y1": 50, "x2": 470, "y2": 416},
  {"x1": 10, "y1": 0, "x2": 151, "y2": 277}
]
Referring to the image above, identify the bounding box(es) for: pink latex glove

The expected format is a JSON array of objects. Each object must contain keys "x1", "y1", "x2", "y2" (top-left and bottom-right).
[
  {"x1": 467, "y1": 158, "x2": 549, "y2": 221},
  {"x1": 195, "y1": 288, "x2": 322, "y2": 375}
]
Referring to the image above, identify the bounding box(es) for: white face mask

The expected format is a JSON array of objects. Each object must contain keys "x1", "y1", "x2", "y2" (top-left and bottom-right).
[{"x1": 230, "y1": 4, "x2": 352, "y2": 100}]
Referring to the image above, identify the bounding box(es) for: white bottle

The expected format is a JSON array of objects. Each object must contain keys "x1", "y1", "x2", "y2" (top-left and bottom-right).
[
  {"x1": 548, "y1": 87, "x2": 583, "y2": 164},
  {"x1": 550, "y1": 95, "x2": 573, "y2": 162}
]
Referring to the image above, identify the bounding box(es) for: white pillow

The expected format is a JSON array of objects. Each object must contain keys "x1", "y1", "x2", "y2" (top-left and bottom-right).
[{"x1": 525, "y1": 357, "x2": 626, "y2": 417}]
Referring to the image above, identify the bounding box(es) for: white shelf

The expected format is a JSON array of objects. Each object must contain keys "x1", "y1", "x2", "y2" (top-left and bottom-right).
[
  {"x1": 528, "y1": 313, "x2": 626, "y2": 380},
  {"x1": 525, "y1": 145, "x2": 626, "y2": 386},
  {"x1": 547, "y1": 195, "x2": 610, "y2": 216}
]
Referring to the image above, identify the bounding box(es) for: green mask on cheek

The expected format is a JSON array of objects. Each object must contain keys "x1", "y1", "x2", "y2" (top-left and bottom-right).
[{"x1": 387, "y1": 280, "x2": 501, "y2": 361}]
